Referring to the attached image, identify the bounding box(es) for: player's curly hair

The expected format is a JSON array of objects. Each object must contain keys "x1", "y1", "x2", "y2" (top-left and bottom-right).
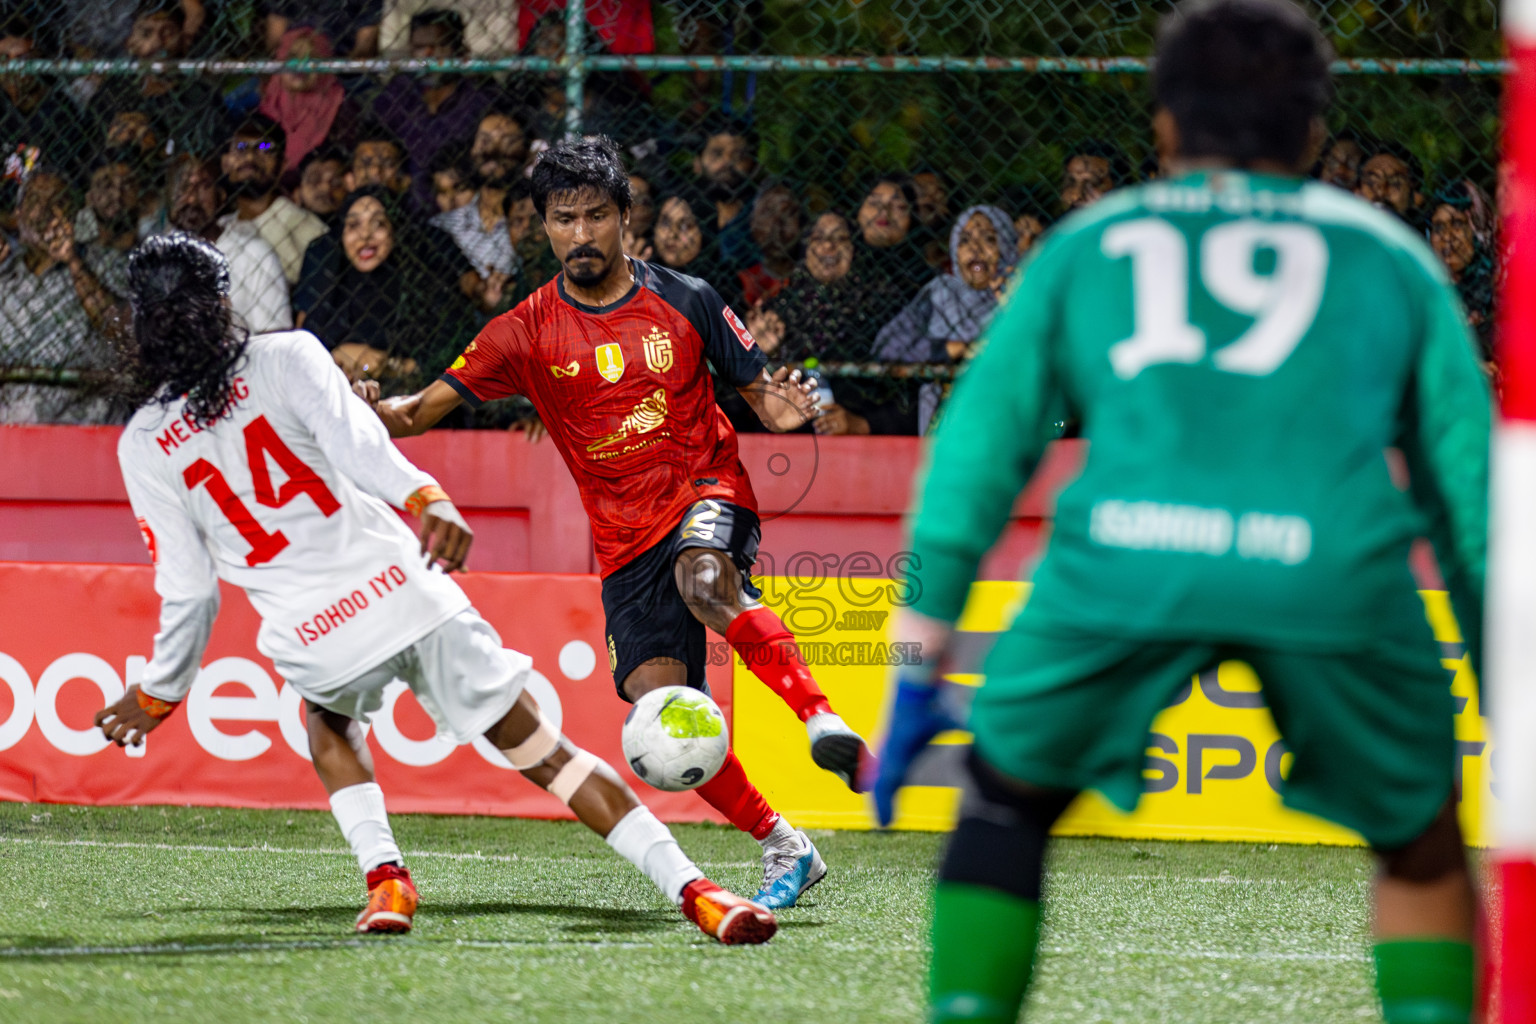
[
  {"x1": 529, "y1": 134, "x2": 632, "y2": 219},
  {"x1": 119, "y1": 233, "x2": 248, "y2": 425},
  {"x1": 1153, "y1": 0, "x2": 1334, "y2": 170}
]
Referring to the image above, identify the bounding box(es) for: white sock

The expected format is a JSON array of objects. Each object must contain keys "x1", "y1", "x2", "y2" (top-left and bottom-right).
[
  {"x1": 758, "y1": 814, "x2": 799, "y2": 852},
  {"x1": 806, "y1": 710, "x2": 845, "y2": 732},
  {"x1": 329, "y1": 782, "x2": 403, "y2": 875},
  {"x1": 605, "y1": 806, "x2": 705, "y2": 905}
]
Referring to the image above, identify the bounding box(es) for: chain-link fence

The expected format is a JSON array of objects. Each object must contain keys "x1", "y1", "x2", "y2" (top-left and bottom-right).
[{"x1": 0, "y1": 0, "x2": 1503, "y2": 431}]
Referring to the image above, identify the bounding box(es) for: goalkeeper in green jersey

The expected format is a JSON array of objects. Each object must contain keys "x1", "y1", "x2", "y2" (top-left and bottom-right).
[{"x1": 872, "y1": 1, "x2": 1490, "y2": 1021}]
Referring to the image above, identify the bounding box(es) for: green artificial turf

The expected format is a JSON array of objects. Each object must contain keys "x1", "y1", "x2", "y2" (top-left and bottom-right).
[{"x1": 0, "y1": 803, "x2": 1383, "y2": 1023}]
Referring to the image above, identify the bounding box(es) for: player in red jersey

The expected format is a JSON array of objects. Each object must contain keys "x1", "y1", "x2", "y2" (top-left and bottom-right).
[{"x1": 372, "y1": 136, "x2": 873, "y2": 909}]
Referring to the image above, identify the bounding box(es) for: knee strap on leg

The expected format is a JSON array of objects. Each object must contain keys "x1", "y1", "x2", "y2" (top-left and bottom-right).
[
  {"x1": 939, "y1": 751, "x2": 1075, "y2": 902},
  {"x1": 501, "y1": 711, "x2": 562, "y2": 770},
  {"x1": 548, "y1": 748, "x2": 600, "y2": 805}
]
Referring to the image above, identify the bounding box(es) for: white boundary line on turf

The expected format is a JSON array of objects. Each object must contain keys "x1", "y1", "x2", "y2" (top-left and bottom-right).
[
  {"x1": 0, "y1": 835, "x2": 760, "y2": 870},
  {"x1": 0, "y1": 939, "x2": 1368, "y2": 962},
  {"x1": 0, "y1": 838, "x2": 1369, "y2": 885},
  {"x1": 1039, "y1": 946, "x2": 1368, "y2": 963},
  {"x1": 0, "y1": 938, "x2": 669, "y2": 958},
  {"x1": 1114, "y1": 874, "x2": 1369, "y2": 887}
]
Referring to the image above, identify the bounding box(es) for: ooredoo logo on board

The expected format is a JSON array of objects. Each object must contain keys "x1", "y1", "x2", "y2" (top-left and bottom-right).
[
  {"x1": 0, "y1": 563, "x2": 732, "y2": 823},
  {"x1": 0, "y1": 650, "x2": 565, "y2": 768}
]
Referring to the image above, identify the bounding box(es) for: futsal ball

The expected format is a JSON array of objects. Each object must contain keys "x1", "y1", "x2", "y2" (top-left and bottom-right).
[{"x1": 621, "y1": 686, "x2": 730, "y2": 791}]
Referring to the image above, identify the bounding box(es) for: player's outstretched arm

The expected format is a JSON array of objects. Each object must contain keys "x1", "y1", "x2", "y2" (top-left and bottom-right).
[
  {"x1": 1400, "y1": 270, "x2": 1493, "y2": 670},
  {"x1": 908, "y1": 251, "x2": 1063, "y2": 627},
  {"x1": 97, "y1": 445, "x2": 222, "y2": 747},
  {"x1": 738, "y1": 366, "x2": 819, "y2": 433},
  {"x1": 871, "y1": 245, "x2": 1064, "y2": 824},
  {"x1": 374, "y1": 380, "x2": 465, "y2": 438}
]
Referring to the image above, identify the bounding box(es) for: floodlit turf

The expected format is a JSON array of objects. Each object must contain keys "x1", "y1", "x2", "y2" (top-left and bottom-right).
[{"x1": 0, "y1": 803, "x2": 1384, "y2": 1023}]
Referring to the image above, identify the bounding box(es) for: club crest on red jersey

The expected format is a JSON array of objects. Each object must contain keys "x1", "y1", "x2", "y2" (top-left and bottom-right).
[
  {"x1": 642, "y1": 326, "x2": 674, "y2": 373},
  {"x1": 595, "y1": 343, "x2": 626, "y2": 383},
  {"x1": 722, "y1": 306, "x2": 756, "y2": 351}
]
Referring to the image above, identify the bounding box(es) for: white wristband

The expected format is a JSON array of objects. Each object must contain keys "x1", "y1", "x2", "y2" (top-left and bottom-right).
[{"x1": 422, "y1": 499, "x2": 469, "y2": 531}]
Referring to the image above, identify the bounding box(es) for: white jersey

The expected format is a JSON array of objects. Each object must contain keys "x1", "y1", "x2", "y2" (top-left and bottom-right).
[{"x1": 119, "y1": 330, "x2": 470, "y2": 701}]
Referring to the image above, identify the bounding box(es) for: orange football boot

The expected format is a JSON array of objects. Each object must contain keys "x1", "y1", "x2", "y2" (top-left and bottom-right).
[
  {"x1": 356, "y1": 863, "x2": 418, "y2": 934},
  {"x1": 680, "y1": 878, "x2": 777, "y2": 945}
]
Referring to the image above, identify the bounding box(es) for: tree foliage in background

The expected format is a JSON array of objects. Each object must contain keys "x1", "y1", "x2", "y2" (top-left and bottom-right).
[{"x1": 647, "y1": 0, "x2": 1501, "y2": 208}]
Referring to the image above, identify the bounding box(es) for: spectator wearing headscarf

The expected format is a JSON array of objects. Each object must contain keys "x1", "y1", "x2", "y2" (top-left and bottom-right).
[
  {"x1": 743, "y1": 210, "x2": 912, "y2": 435},
  {"x1": 855, "y1": 173, "x2": 928, "y2": 319},
  {"x1": 259, "y1": 27, "x2": 360, "y2": 176},
  {"x1": 1428, "y1": 180, "x2": 1496, "y2": 362},
  {"x1": 294, "y1": 186, "x2": 477, "y2": 385},
  {"x1": 875, "y1": 204, "x2": 1020, "y2": 433}
]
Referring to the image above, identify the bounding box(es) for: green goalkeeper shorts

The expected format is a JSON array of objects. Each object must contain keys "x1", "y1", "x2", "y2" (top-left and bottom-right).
[{"x1": 969, "y1": 614, "x2": 1457, "y2": 851}]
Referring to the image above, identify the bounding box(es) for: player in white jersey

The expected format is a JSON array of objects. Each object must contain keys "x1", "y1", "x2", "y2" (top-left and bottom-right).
[{"x1": 93, "y1": 234, "x2": 777, "y2": 944}]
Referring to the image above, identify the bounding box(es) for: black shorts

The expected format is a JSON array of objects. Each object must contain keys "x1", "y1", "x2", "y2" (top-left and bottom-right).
[{"x1": 602, "y1": 499, "x2": 762, "y2": 699}]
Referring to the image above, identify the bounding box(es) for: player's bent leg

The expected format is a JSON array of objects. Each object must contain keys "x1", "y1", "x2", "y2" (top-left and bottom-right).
[
  {"x1": 620, "y1": 660, "x2": 780, "y2": 847},
  {"x1": 485, "y1": 689, "x2": 776, "y2": 944},
  {"x1": 932, "y1": 751, "x2": 1075, "y2": 1024},
  {"x1": 1370, "y1": 799, "x2": 1477, "y2": 1024},
  {"x1": 622, "y1": 658, "x2": 822, "y2": 909},
  {"x1": 618, "y1": 658, "x2": 776, "y2": 841},
  {"x1": 305, "y1": 702, "x2": 417, "y2": 934},
  {"x1": 306, "y1": 703, "x2": 376, "y2": 794},
  {"x1": 1243, "y1": 637, "x2": 1474, "y2": 1022},
  {"x1": 673, "y1": 547, "x2": 874, "y2": 793}
]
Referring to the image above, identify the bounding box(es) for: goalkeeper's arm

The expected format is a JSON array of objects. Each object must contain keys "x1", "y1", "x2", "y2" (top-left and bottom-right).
[{"x1": 1399, "y1": 264, "x2": 1492, "y2": 671}]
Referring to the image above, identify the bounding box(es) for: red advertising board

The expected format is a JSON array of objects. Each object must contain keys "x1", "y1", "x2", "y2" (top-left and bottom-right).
[{"x1": 0, "y1": 562, "x2": 729, "y2": 823}]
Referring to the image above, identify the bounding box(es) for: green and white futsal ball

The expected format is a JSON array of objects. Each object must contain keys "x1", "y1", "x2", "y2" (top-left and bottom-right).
[{"x1": 621, "y1": 686, "x2": 730, "y2": 791}]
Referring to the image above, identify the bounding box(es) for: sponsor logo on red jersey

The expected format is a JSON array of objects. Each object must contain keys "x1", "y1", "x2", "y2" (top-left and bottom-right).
[{"x1": 722, "y1": 306, "x2": 756, "y2": 351}]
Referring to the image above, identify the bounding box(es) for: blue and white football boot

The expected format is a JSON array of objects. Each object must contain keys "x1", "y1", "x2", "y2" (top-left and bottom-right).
[{"x1": 750, "y1": 829, "x2": 827, "y2": 910}]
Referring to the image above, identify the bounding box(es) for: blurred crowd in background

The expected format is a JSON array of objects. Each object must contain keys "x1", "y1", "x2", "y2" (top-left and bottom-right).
[{"x1": 0, "y1": 0, "x2": 1502, "y2": 432}]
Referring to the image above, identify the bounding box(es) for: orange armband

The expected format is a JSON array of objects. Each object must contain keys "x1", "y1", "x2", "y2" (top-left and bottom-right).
[
  {"x1": 136, "y1": 689, "x2": 181, "y2": 720},
  {"x1": 405, "y1": 485, "x2": 450, "y2": 516}
]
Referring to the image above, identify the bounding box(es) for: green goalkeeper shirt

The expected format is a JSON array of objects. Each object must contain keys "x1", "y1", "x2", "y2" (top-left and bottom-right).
[{"x1": 907, "y1": 170, "x2": 1490, "y2": 659}]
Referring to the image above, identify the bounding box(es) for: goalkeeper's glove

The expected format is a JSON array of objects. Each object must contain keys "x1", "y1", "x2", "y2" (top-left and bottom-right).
[{"x1": 872, "y1": 673, "x2": 966, "y2": 828}]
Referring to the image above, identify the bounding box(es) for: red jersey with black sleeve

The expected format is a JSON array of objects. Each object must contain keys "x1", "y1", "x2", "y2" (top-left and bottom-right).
[{"x1": 440, "y1": 259, "x2": 767, "y2": 576}]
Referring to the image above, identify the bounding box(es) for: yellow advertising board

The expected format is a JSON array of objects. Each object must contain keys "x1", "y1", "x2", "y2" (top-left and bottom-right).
[{"x1": 732, "y1": 578, "x2": 1492, "y2": 846}]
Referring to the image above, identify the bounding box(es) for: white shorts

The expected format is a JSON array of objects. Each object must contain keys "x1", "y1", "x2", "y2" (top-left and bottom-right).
[{"x1": 304, "y1": 610, "x2": 530, "y2": 745}]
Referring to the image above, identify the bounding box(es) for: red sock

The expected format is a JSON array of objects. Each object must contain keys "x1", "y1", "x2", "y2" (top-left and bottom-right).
[
  {"x1": 365, "y1": 862, "x2": 411, "y2": 889},
  {"x1": 695, "y1": 749, "x2": 780, "y2": 840},
  {"x1": 724, "y1": 606, "x2": 833, "y2": 722}
]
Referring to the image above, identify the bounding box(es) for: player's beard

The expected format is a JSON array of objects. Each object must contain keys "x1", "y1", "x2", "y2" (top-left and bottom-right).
[{"x1": 564, "y1": 246, "x2": 611, "y2": 287}]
